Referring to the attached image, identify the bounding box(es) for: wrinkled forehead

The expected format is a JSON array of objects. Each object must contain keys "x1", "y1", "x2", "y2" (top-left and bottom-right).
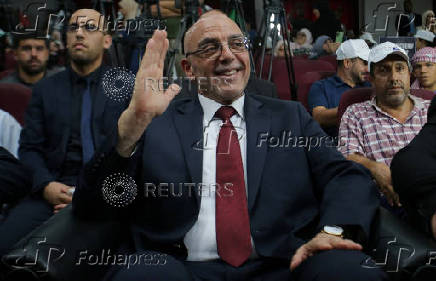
[
  {"x1": 375, "y1": 55, "x2": 409, "y2": 68},
  {"x1": 186, "y1": 14, "x2": 243, "y2": 51},
  {"x1": 69, "y1": 9, "x2": 103, "y2": 25}
]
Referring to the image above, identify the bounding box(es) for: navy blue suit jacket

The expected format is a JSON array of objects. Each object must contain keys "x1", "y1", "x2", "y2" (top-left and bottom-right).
[
  {"x1": 73, "y1": 92, "x2": 379, "y2": 260},
  {"x1": 19, "y1": 66, "x2": 126, "y2": 193}
]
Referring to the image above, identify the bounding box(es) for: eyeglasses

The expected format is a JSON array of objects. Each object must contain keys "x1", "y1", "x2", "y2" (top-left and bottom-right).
[
  {"x1": 66, "y1": 23, "x2": 101, "y2": 33},
  {"x1": 185, "y1": 36, "x2": 249, "y2": 59}
]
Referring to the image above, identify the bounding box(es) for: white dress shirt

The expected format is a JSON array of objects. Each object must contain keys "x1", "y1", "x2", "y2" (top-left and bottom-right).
[
  {"x1": 183, "y1": 93, "x2": 255, "y2": 261},
  {"x1": 0, "y1": 109, "x2": 22, "y2": 158}
]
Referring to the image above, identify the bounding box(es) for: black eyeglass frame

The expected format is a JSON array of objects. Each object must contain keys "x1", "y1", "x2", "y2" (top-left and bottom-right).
[{"x1": 185, "y1": 36, "x2": 250, "y2": 58}]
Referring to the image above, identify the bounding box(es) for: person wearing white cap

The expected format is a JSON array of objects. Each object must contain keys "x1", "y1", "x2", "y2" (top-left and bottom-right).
[
  {"x1": 308, "y1": 39, "x2": 371, "y2": 136},
  {"x1": 414, "y1": 29, "x2": 436, "y2": 50},
  {"x1": 359, "y1": 32, "x2": 377, "y2": 48},
  {"x1": 339, "y1": 41, "x2": 431, "y2": 215}
]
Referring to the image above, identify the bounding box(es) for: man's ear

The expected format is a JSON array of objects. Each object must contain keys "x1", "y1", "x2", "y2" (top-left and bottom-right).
[
  {"x1": 343, "y1": 58, "x2": 353, "y2": 69},
  {"x1": 103, "y1": 34, "x2": 112, "y2": 49},
  {"x1": 181, "y1": 58, "x2": 194, "y2": 77}
]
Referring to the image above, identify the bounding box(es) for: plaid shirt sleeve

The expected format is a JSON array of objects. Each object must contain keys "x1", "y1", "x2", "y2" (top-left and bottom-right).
[{"x1": 338, "y1": 105, "x2": 366, "y2": 157}]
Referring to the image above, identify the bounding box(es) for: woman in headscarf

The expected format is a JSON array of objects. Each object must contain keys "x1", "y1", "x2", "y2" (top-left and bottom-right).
[
  {"x1": 290, "y1": 28, "x2": 313, "y2": 56},
  {"x1": 309, "y1": 35, "x2": 337, "y2": 59}
]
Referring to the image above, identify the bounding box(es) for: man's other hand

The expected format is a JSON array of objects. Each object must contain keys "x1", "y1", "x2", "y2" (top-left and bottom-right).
[
  {"x1": 43, "y1": 182, "x2": 73, "y2": 205},
  {"x1": 290, "y1": 232, "x2": 362, "y2": 271},
  {"x1": 372, "y1": 162, "x2": 401, "y2": 207}
]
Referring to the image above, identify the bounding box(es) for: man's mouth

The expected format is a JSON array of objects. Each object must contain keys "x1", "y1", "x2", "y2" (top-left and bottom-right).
[
  {"x1": 73, "y1": 43, "x2": 86, "y2": 49},
  {"x1": 215, "y1": 67, "x2": 243, "y2": 78}
]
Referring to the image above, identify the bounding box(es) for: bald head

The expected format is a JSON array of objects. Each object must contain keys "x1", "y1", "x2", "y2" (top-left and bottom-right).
[
  {"x1": 69, "y1": 9, "x2": 105, "y2": 31},
  {"x1": 184, "y1": 10, "x2": 241, "y2": 55}
]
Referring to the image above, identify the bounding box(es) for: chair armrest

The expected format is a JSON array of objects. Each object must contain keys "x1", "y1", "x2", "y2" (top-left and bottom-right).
[
  {"x1": 1, "y1": 205, "x2": 124, "y2": 281},
  {"x1": 367, "y1": 207, "x2": 436, "y2": 281}
]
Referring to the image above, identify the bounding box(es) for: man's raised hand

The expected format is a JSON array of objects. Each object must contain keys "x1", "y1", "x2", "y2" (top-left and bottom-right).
[{"x1": 117, "y1": 30, "x2": 180, "y2": 157}]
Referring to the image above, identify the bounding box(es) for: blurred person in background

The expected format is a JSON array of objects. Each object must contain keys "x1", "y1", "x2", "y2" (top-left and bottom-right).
[
  {"x1": 309, "y1": 35, "x2": 338, "y2": 59},
  {"x1": 419, "y1": 10, "x2": 435, "y2": 32},
  {"x1": 290, "y1": 28, "x2": 313, "y2": 56},
  {"x1": 0, "y1": 109, "x2": 21, "y2": 158},
  {"x1": 411, "y1": 47, "x2": 436, "y2": 93},
  {"x1": 396, "y1": 0, "x2": 422, "y2": 36},
  {"x1": 414, "y1": 29, "x2": 436, "y2": 50},
  {"x1": 289, "y1": 2, "x2": 312, "y2": 33},
  {"x1": 0, "y1": 33, "x2": 62, "y2": 89},
  {"x1": 311, "y1": 0, "x2": 342, "y2": 41},
  {"x1": 360, "y1": 32, "x2": 377, "y2": 48}
]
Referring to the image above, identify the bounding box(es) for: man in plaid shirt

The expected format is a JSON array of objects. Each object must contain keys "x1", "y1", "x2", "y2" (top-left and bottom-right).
[{"x1": 338, "y1": 42, "x2": 431, "y2": 212}]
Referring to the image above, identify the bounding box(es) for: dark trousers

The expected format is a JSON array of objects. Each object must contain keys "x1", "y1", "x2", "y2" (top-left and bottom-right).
[
  {"x1": 104, "y1": 249, "x2": 389, "y2": 281},
  {"x1": 0, "y1": 196, "x2": 52, "y2": 256}
]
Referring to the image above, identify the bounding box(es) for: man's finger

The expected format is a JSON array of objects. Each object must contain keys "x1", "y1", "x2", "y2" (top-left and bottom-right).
[
  {"x1": 59, "y1": 193, "x2": 73, "y2": 204},
  {"x1": 329, "y1": 238, "x2": 362, "y2": 250},
  {"x1": 164, "y1": 83, "x2": 181, "y2": 101},
  {"x1": 290, "y1": 246, "x2": 309, "y2": 271}
]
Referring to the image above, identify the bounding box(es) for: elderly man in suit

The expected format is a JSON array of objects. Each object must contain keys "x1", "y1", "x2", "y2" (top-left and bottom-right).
[
  {"x1": 0, "y1": 9, "x2": 126, "y2": 256},
  {"x1": 73, "y1": 10, "x2": 388, "y2": 281}
]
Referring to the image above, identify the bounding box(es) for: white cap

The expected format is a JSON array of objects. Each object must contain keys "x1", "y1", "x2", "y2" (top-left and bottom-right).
[
  {"x1": 415, "y1": 29, "x2": 436, "y2": 43},
  {"x1": 360, "y1": 32, "x2": 376, "y2": 44},
  {"x1": 368, "y1": 41, "x2": 410, "y2": 72},
  {"x1": 336, "y1": 39, "x2": 370, "y2": 61}
]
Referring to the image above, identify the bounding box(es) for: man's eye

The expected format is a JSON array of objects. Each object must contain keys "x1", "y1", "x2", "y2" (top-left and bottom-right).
[
  {"x1": 85, "y1": 24, "x2": 97, "y2": 31},
  {"x1": 231, "y1": 41, "x2": 245, "y2": 48},
  {"x1": 201, "y1": 45, "x2": 218, "y2": 53}
]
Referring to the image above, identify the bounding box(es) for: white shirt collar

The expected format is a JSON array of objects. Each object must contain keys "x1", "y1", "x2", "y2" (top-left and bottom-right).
[{"x1": 198, "y1": 93, "x2": 245, "y2": 124}]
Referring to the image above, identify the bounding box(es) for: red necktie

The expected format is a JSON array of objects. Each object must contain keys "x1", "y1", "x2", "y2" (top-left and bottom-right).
[{"x1": 215, "y1": 106, "x2": 252, "y2": 267}]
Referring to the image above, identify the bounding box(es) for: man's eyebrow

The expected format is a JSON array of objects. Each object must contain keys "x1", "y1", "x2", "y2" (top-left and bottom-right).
[
  {"x1": 197, "y1": 38, "x2": 219, "y2": 48},
  {"x1": 196, "y1": 34, "x2": 245, "y2": 48}
]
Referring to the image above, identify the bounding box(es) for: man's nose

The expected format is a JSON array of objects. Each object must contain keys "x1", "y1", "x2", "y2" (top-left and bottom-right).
[
  {"x1": 218, "y1": 44, "x2": 235, "y2": 62},
  {"x1": 31, "y1": 47, "x2": 38, "y2": 57},
  {"x1": 75, "y1": 25, "x2": 86, "y2": 37}
]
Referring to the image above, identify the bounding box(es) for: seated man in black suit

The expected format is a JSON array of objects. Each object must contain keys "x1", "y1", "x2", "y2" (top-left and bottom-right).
[
  {"x1": 0, "y1": 147, "x2": 31, "y2": 211},
  {"x1": 391, "y1": 97, "x2": 436, "y2": 240},
  {"x1": 73, "y1": 10, "x2": 387, "y2": 281},
  {"x1": 0, "y1": 9, "x2": 125, "y2": 256}
]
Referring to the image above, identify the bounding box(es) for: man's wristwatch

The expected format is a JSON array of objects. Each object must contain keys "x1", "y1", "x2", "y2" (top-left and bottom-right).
[{"x1": 321, "y1": 225, "x2": 344, "y2": 238}]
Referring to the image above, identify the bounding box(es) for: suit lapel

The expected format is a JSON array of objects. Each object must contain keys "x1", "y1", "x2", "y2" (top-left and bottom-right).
[
  {"x1": 173, "y1": 97, "x2": 204, "y2": 205},
  {"x1": 92, "y1": 68, "x2": 108, "y2": 146},
  {"x1": 244, "y1": 94, "x2": 270, "y2": 212},
  {"x1": 57, "y1": 70, "x2": 72, "y2": 145}
]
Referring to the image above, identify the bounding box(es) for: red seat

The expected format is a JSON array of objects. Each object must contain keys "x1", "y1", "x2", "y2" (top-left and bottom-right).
[
  {"x1": 318, "y1": 55, "x2": 337, "y2": 70},
  {"x1": 297, "y1": 71, "x2": 336, "y2": 111},
  {"x1": 0, "y1": 83, "x2": 32, "y2": 125},
  {"x1": 0, "y1": 69, "x2": 14, "y2": 80},
  {"x1": 410, "y1": 89, "x2": 435, "y2": 100},
  {"x1": 337, "y1": 88, "x2": 435, "y2": 126},
  {"x1": 4, "y1": 51, "x2": 16, "y2": 70},
  {"x1": 271, "y1": 58, "x2": 335, "y2": 100}
]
